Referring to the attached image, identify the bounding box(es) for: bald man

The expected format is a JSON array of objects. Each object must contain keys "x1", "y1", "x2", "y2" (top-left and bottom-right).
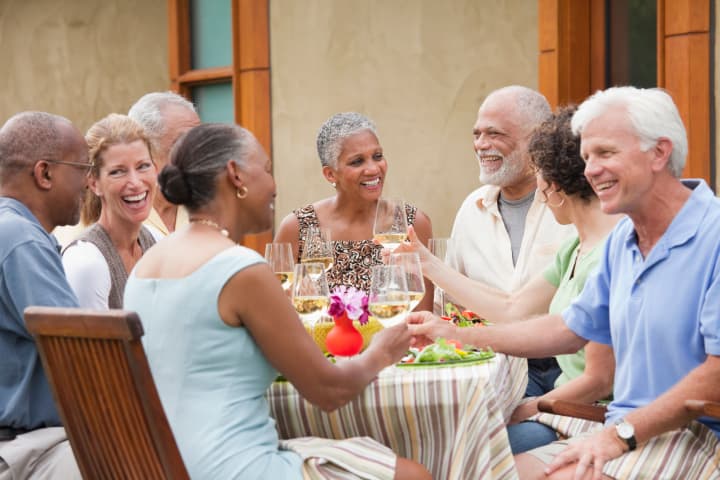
[{"x1": 0, "y1": 111, "x2": 89, "y2": 479}]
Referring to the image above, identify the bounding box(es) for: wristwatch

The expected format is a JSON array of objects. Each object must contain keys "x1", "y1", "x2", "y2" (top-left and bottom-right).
[{"x1": 614, "y1": 419, "x2": 636, "y2": 451}]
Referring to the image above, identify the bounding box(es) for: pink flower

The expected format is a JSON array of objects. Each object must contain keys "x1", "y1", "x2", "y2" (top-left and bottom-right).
[{"x1": 328, "y1": 286, "x2": 370, "y2": 325}]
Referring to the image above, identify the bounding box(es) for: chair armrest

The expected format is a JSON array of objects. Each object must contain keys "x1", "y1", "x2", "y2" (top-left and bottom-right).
[
  {"x1": 685, "y1": 400, "x2": 720, "y2": 419},
  {"x1": 537, "y1": 399, "x2": 607, "y2": 423}
]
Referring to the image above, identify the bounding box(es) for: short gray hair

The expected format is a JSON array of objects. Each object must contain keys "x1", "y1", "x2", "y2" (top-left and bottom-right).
[
  {"x1": 316, "y1": 112, "x2": 377, "y2": 167},
  {"x1": 128, "y1": 91, "x2": 196, "y2": 150},
  {"x1": 571, "y1": 87, "x2": 687, "y2": 177},
  {"x1": 484, "y1": 85, "x2": 551, "y2": 134},
  {"x1": 0, "y1": 111, "x2": 70, "y2": 179}
]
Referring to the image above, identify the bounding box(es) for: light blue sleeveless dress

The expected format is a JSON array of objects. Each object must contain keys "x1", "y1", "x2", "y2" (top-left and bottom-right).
[{"x1": 124, "y1": 246, "x2": 303, "y2": 479}]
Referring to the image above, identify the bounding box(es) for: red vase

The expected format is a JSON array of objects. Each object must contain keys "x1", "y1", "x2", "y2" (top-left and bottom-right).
[{"x1": 325, "y1": 312, "x2": 363, "y2": 357}]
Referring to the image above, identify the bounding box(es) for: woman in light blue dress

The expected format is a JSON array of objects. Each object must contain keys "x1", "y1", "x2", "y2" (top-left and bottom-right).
[{"x1": 124, "y1": 123, "x2": 430, "y2": 480}]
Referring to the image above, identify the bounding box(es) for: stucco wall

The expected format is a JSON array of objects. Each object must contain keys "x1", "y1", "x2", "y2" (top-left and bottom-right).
[
  {"x1": 0, "y1": 0, "x2": 169, "y2": 133},
  {"x1": 270, "y1": 0, "x2": 539, "y2": 236}
]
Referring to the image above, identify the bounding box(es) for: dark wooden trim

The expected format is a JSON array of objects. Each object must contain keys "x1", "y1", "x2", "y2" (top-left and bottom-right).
[{"x1": 177, "y1": 66, "x2": 233, "y2": 85}]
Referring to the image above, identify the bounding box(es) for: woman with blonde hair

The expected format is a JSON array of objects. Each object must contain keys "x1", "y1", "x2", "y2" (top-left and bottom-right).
[{"x1": 62, "y1": 113, "x2": 157, "y2": 309}]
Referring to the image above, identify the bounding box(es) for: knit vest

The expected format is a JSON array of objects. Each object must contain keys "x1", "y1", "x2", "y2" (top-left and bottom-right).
[{"x1": 68, "y1": 223, "x2": 156, "y2": 309}]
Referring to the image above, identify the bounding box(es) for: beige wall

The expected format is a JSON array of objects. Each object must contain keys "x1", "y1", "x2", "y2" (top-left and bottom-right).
[
  {"x1": 0, "y1": 0, "x2": 169, "y2": 133},
  {"x1": 271, "y1": 0, "x2": 539, "y2": 236}
]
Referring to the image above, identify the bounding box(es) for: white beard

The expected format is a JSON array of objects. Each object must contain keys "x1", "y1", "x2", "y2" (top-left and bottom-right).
[{"x1": 477, "y1": 148, "x2": 527, "y2": 187}]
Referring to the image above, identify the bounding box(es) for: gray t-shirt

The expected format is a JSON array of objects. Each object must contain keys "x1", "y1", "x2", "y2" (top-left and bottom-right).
[{"x1": 498, "y1": 190, "x2": 536, "y2": 265}]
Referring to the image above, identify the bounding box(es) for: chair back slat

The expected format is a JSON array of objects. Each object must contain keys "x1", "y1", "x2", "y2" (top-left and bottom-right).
[{"x1": 25, "y1": 306, "x2": 189, "y2": 480}]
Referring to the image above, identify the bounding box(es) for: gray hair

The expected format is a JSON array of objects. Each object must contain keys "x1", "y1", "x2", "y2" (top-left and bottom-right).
[
  {"x1": 316, "y1": 112, "x2": 377, "y2": 167},
  {"x1": 158, "y1": 123, "x2": 254, "y2": 210},
  {"x1": 484, "y1": 85, "x2": 551, "y2": 134},
  {"x1": 571, "y1": 87, "x2": 687, "y2": 177},
  {"x1": 128, "y1": 91, "x2": 196, "y2": 151},
  {"x1": 0, "y1": 111, "x2": 70, "y2": 179}
]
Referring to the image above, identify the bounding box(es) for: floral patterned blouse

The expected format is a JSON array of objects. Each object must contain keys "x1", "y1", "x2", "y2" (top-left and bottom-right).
[{"x1": 294, "y1": 203, "x2": 417, "y2": 293}]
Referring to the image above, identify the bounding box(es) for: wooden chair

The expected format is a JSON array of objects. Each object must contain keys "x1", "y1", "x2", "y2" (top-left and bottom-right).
[
  {"x1": 538, "y1": 398, "x2": 720, "y2": 423},
  {"x1": 24, "y1": 306, "x2": 189, "y2": 480},
  {"x1": 537, "y1": 398, "x2": 607, "y2": 423}
]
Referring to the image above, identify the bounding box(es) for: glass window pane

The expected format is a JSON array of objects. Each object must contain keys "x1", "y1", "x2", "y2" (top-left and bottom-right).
[
  {"x1": 607, "y1": 0, "x2": 657, "y2": 88},
  {"x1": 190, "y1": 0, "x2": 232, "y2": 69},
  {"x1": 192, "y1": 82, "x2": 234, "y2": 124}
]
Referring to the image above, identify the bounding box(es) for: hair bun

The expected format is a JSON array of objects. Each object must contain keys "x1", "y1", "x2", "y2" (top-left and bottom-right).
[{"x1": 158, "y1": 163, "x2": 192, "y2": 205}]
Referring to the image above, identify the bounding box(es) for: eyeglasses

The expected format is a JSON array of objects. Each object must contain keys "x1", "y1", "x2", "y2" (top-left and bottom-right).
[{"x1": 44, "y1": 159, "x2": 94, "y2": 172}]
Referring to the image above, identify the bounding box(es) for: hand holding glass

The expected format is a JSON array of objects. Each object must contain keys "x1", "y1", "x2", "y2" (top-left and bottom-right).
[
  {"x1": 301, "y1": 226, "x2": 334, "y2": 273},
  {"x1": 389, "y1": 252, "x2": 425, "y2": 311},
  {"x1": 291, "y1": 262, "x2": 330, "y2": 331},
  {"x1": 373, "y1": 197, "x2": 408, "y2": 250},
  {"x1": 264, "y1": 242, "x2": 295, "y2": 293},
  {"x1": 368, "y1": 265, "x2": 410, "y2": 327}
]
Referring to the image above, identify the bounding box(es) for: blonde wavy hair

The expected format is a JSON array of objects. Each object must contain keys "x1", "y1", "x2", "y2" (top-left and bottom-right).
[{"x1": 82, "y1": 114, "x2": 153, "y2": 224}]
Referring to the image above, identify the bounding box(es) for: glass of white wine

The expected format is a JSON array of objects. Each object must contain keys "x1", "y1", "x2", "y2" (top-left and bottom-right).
[
  {"x1": 301, "y1": 225, "x2": 334, "y2": 275},
  {"x1": 291, "y1": 262, "x2": 330, "y2": 332},
  {"x1": 368, "y1": 265, "x2": 411, "y2": 327},
  {"x1": 264, "y1": 242, "x2": 295, "y2": 294},
  {"x1": 373, "y1": 197, "x2": 408, "y2": 250},
  {"x1": 389, "y1": 252, "x2": 425, "y2": 311}
]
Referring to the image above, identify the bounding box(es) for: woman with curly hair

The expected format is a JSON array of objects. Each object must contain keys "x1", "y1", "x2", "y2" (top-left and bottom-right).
[{"x1": 398, "y1": 106, "x2": 620, "y2": 453}]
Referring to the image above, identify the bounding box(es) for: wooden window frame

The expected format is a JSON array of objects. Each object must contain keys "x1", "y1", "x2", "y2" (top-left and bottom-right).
[
  {"x1": 538, "y1": 0, "x2": 712, "y2": 185},
  {"x1": 167, "y1": 0, "x2": 272, "y2": 252}
]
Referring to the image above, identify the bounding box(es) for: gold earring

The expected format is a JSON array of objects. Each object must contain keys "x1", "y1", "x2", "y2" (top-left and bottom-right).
[{"x1": 236, "y1": 186, "x2": 248, "y2": 199}]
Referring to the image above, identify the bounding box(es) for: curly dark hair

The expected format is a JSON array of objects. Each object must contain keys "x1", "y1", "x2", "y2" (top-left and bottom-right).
[{"x1": 528, "y1": 105, "x2": 595, "y2": 202}]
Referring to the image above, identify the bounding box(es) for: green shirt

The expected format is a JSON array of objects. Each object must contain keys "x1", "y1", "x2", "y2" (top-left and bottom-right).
[{"x1": 543, "y1": 235, "x2": 604, "y2": 388}]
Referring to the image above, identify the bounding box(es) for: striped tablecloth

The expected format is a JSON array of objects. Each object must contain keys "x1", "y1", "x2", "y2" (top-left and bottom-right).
[{"x1": 268, "y1": 353, "x2": 527, "y2": 480}]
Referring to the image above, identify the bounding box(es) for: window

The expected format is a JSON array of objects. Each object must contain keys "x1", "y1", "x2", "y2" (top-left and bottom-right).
[{"x1": 168, "y1": 0, "x2": 272, "y2": 251}]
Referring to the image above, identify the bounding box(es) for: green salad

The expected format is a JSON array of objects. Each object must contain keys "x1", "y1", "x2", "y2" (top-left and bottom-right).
[{"x1": 399, "y1": 338, "x2": 495, "y2": 366}]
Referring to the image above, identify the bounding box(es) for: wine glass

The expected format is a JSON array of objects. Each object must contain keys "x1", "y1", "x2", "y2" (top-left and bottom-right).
[
  {"x1": 428, "y1": 237, "x2": 458, "y2": 315},
  {"x1": 291, "y1": 262, "x2": 330, "y2": 332},
  {"x1": 389, "y1": 252, "x2": 425, "y2": 311},
  {"x1": 368, "y1": 265, "x2": 410, "y2": 327},
  {"x1": 264, "y1": 243, "x2": 295, "y2": 294},
  {"x1": 373, "y1": 197, "x2": 408, "y2": 250},
  {"x1": 301, "y1": 225, "x2": 334, "y2": 275}
]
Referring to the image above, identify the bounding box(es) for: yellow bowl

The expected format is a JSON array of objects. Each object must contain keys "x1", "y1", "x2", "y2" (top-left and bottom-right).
[{"x1": 305, "y1": 316, "x2": 384, "y2": 353}]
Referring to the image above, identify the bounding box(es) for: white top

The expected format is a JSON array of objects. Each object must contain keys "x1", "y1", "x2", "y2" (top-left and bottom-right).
[
  {"x1": 450, "y1": 184, "x2": 576, "y2": 292},
  {"x1": 62, "y1": 241, "x2": 111, "y2": 309}
]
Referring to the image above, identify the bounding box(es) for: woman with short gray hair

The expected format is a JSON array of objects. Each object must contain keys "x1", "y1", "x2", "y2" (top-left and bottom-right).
[{"x1": 275, "y1": 112, "x2": 433, "y2": 307}]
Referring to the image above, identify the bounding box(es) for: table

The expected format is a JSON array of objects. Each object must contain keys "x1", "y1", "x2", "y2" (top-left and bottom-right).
[{"x1": 268, "y1": 353, "x2": 527, "y2": 479}]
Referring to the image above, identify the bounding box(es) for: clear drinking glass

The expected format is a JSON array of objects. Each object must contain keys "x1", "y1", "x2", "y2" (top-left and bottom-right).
[
  {"x1": 389, "y1": 252, "x2": 425, "y2": 311},
  {"x1": 300, "y1": 225, "x2": 334, "y2": 274},
  {"x1": 373, "y1": 197, "x2": 408, "y2": 250},
  {"x1": 291, "y1": 262, "x2": 330, "y2": 331},
  {"x1": 264, "y1": 242, "x2": 295, "y2": 294},
  {"x1": 368, "y1": 265, "x2": 410, "y2": 327},
  {"x1": 428, "y1": 237, "x2": 458, "y2": 315}
]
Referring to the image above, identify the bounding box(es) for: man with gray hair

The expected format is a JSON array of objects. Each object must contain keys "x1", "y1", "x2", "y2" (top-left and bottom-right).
[
  {"x1": 411, "y1": 86, "x2": 720, "y2": 478},
  {"x1": 128, "y1": 91, "x2": 200, "y2": 237},
  {"x1": 450, "y1": 85, "x2": 575, "y2": 397},
  {"x1": 0, "y1": 111, "x2": 89, "y2": 479}
]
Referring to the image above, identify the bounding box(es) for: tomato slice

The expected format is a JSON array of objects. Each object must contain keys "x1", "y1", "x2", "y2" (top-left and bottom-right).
[{"x1": 447, "y1": 339, "x2": 463, "y2": 349}]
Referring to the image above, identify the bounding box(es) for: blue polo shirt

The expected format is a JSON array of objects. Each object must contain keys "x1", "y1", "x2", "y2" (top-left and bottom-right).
[
  {"x1": 0, "y1": 197, "x2": 79, "y2": 429},
  {"x1": 563, "y1": 180, "x2": 720, "y2": 438}
]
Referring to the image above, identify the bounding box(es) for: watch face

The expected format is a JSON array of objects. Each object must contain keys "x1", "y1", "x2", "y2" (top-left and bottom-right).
[{"x1": 617, "y1": 422, "x2": 634, "y2": 438}]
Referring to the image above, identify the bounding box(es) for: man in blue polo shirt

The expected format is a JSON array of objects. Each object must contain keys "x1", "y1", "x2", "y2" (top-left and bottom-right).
[
  {"x1": 408, "y1": 87, "x2": 720, "y2": 479},
  {"x1": 0, "y1": 111, "x2": 90, "y2": 479}
]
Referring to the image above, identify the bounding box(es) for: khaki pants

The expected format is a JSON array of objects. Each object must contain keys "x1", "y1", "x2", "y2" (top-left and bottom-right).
[{"x1": 0, "y1": 427, "x2": 81, "y2": 480}]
